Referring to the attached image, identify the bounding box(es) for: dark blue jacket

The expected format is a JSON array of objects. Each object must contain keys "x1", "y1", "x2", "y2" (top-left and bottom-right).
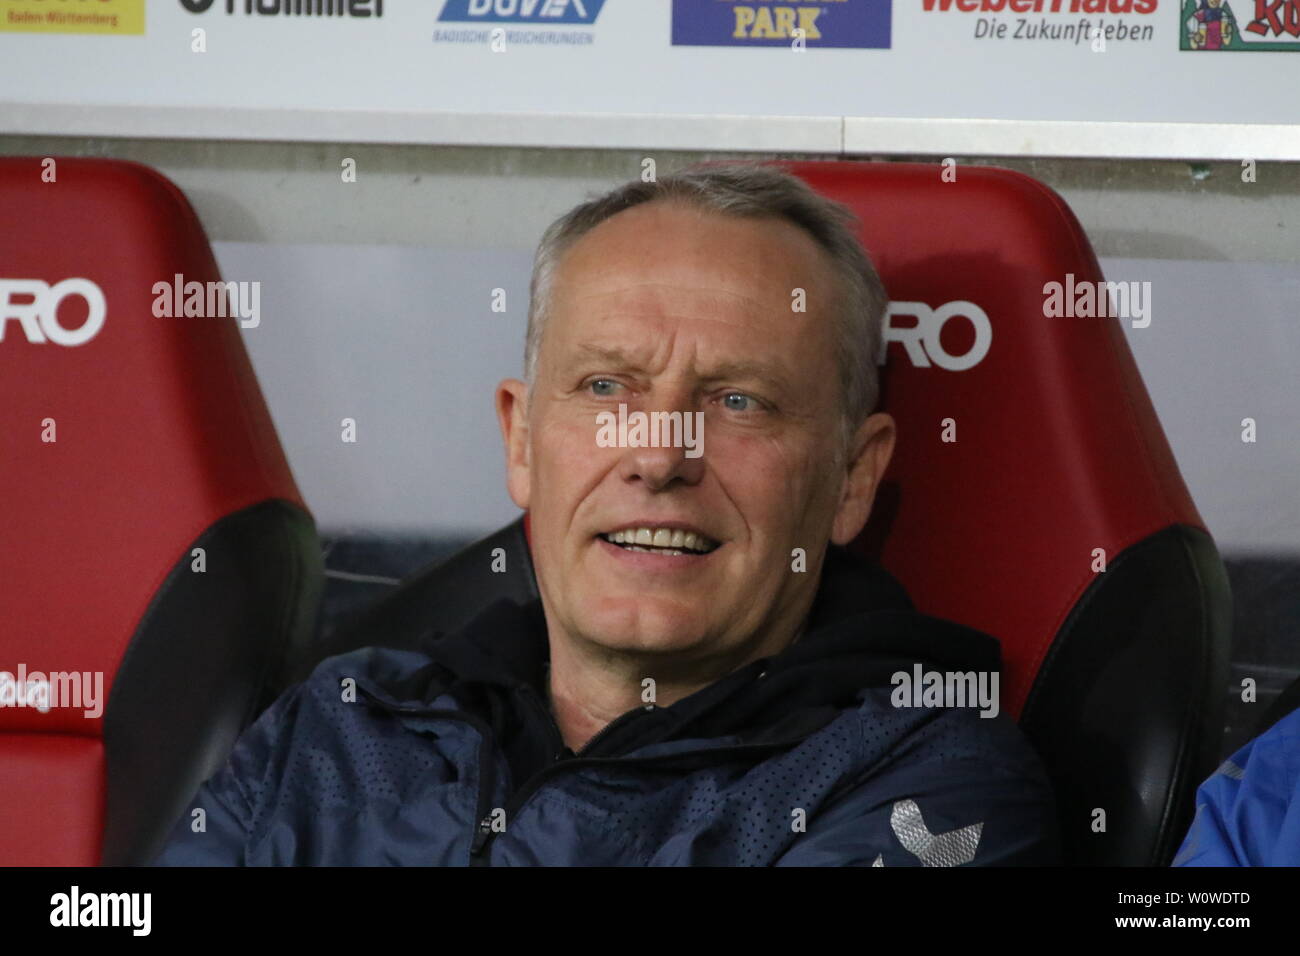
[{"x1": 155, "y1": 549, "x2": 1059, "y2": 866}]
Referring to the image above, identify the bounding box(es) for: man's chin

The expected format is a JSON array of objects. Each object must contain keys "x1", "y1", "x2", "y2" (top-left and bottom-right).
[{"x1": 577, "y1": 600, "x2": 716, "y2": 658}]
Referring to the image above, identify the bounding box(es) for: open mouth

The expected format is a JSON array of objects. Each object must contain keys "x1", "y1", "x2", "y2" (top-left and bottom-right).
[{"x1": 598, "y1": 527, "x2": 720, "y2": 557}]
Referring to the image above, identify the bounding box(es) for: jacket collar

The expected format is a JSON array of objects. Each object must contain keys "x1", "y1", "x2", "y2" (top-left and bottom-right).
[{"x1": 371, "y1": 545, "x2": 998, "y2": 744}]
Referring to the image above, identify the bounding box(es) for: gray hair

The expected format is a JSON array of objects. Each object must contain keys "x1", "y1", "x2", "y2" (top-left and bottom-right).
[{"x1": 524, "y1": 162, "x2": 888, "y2": 446}]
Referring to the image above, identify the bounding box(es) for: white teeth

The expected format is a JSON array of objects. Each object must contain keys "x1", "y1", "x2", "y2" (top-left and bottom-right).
[{"x1": 602, "y1": 526, "x2": 718, "y2": 553}]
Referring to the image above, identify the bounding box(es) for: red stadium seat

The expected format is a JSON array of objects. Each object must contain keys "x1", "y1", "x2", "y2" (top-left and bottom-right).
[
  {"x1": 0, "y1": 157, "x2": 323, "y2": 865},
  {"x1": 782, "y1": 160, "x2": 1231, "y2": 865},
  {"x1": 309, "y1": 159, "x2": 1233, "y2": 866}
]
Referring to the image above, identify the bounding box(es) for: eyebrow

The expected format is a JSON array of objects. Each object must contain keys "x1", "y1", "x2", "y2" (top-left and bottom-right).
[
  {"x1": 572, "y1": 343, "x2": 642, "y2": 368},
  {"x1": 700, "y1": 360, "x2": 788, "y2": 389},
  {"x1": 569, "y1": 344, "x2": 790, "y2": 396}
]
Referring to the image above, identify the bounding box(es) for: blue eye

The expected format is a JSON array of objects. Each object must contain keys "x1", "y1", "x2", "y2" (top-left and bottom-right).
[
  {"x1": 723, "y1": 393, "x2": 754, "y2": 412},
  {"x1": 590, "y1": 379, "x2": 620, "y2": 396}
]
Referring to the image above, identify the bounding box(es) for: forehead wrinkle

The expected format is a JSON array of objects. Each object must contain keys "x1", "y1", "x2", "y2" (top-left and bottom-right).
[
  {"x1": 573, "y1": 310, "x2": 788, "y2": 341},
  {"x1": 557, "y1": 294, "x2": 822, "y2": 351},
  {"x1": 559, "y1": 279, "x2": 803, "y2": 320},
  {"x1": 556, "y1": 295, "x2": 798, "y2": 366},
  {"x1": 550, "y1": 274, "x2": 833, "y2": 399}
]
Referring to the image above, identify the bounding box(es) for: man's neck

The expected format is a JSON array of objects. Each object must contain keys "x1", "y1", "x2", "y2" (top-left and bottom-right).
[
  {"x1": 545, "y1": 639, "x2": 683, "y2": 752},
  {"x1": 545, "y1": 618, "x2": 810, "y2": 753}
]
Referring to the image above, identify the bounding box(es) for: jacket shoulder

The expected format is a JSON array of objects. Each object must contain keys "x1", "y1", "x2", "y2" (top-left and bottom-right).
[
  {"x1": 1175, "y1": 704, "x2": 1300, "y2": 866},
  {"x1": 815, "y1": 691, "x2": 1060, "y2": 865}
]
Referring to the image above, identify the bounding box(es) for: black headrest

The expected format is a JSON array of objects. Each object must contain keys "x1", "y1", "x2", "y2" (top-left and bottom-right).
[{"x1": 304, "y1": 517, "x2": 536, "y2": 679}]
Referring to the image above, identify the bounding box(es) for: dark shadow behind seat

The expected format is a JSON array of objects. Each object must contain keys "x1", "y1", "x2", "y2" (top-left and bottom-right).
[
  {"x1": 0, "y1": 158, "x2": 323, "y2": 865},
  {"x1": 312, "y1": 159, "x2": 1231, "y2": 866},
  {"x1": 1254, "y1": 675, "x2": 1300, "y2": 738},
  {"x1": 304, "y1": 519, "x2": 536, "y2": 684}
]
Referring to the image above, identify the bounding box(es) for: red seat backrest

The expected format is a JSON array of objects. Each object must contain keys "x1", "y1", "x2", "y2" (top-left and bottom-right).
[
  {"x1": 781, "y1": 160, "x2": 1204, "y2": 716},
  {"x1": 0, "y1": 157, "x2": 321, "y2": 865}
]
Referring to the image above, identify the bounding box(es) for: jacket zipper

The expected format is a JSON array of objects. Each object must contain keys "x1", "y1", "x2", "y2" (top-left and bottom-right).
[
  {"x1": 355, "y1": 685, "x2": 501, "y2": 867},
  {"x1": 468, "y1": 684, "x2": 592, "y2": 866},
  {"x1": 362, "y1": 682, "x2": 818, "y2": 866},
  {"x1": 468, "y1": 687, "x2": 813, "y2": 863},
  {"x1": 468, "y1": 739, "x2": 814, "y2": 863}
]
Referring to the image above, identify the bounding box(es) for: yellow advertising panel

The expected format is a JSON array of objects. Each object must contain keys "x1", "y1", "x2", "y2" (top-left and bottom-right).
[{"x1": 2, "y1": 0, "x2": 145, "y2": 35}]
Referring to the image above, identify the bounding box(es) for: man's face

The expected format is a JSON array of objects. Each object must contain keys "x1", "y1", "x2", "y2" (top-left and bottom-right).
[{"x1": 498, "y1": 199, "x2": 894, "y2": 676}]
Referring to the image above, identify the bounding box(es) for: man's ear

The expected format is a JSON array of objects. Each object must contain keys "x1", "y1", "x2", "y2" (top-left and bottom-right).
[
  {"x1": 830, "y1": 412, "x2": 896, "y2": 546},
  {"x1": 496, "y1": 378, "x2": 531, "y2": 510}
]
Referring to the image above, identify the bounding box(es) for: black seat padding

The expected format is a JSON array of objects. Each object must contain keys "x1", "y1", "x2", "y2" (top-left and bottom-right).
[{"x1": 302, "y1": 517, "x2": 537, "y2": 679}]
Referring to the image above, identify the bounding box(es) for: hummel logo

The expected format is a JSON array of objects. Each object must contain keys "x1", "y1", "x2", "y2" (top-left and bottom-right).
[{"x1": 871, "y1": 799, "x2": 983, "y2": 867}]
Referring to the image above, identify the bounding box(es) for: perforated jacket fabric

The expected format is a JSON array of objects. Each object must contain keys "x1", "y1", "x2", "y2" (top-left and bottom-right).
[{"x1": 154, "y1": 548, "x2": 1059, "y2": 866}]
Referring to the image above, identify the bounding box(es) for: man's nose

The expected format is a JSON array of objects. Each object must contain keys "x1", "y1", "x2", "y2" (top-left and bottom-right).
[
  {"x1": 619, "y1": 439, "x2": 705, "y2": 492},
  {"x1": 613, "y1": 390, "x2": 707, "y2": 489}
]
